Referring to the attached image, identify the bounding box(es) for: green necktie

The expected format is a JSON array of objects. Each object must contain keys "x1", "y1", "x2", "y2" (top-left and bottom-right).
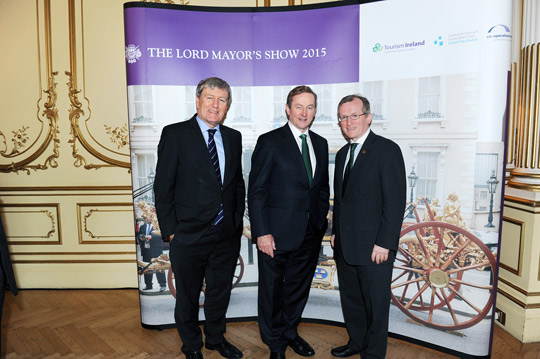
[
  {"x1": 342, "y1": 143, "x2": 358, "y2": 195},
  {"x1": 300, "y1": 134, "x2": 313, "y2": 185}
]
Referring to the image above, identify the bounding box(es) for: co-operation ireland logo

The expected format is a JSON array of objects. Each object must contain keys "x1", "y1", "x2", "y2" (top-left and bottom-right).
[
  {"x1": 373, "y1": 43, "x2": 383, "y2": 53},
  {"x1": 487, "y1": 24, "x2": 511, "y2": 40},
  {"x1": 126, "y1": 44, "x2": 142, "y2": 63}
]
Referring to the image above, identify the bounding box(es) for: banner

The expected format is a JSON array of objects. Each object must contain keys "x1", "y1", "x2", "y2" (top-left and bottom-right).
[{"x1": 125, "y1": 1, "x2": 511, "y2": 357}]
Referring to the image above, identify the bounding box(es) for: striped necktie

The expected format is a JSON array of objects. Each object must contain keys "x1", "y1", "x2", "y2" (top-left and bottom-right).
[{"x1": 207, "y1": 129, "x2": 223, "y2": 225}]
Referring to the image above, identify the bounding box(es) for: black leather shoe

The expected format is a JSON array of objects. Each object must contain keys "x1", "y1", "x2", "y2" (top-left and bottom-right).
[
  {"x1": 331, "y1": 345, "x2": 361, "y2": 358},
  {"x1": 205, "y1": 340, "x2": 243, "y2": 359},
  {"x1": 269, "y1": 353, "x2": 285, "y2": 359},
  {"x1": 183, "y1": 350, "x2": 203, "y2": 359},
  {"x1": 288, "y1": 336, "x2": 315, "y2": 357}
]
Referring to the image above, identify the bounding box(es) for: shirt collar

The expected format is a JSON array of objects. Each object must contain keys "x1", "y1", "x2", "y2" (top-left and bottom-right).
[
  {"x1": 350, "y1": 128, "x2": 370, "y2": 146},
  {"x1": 287, "y1": 121, "x2": 309, "y2": 139},
  {"x1": 196, "y1": 116, "x2": 220, "y2": 134}
]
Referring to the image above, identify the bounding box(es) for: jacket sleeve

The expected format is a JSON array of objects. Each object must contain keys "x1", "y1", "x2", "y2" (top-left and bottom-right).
[
  {"x1": 153, "y1": 126, "x2": 178, "y2": 238},
  {"x1": 376, "y1": 142, "x2": 407, "y2": 251},
  {"x1": 247, "y1": 136, "x2": 273, "y2": 239}
]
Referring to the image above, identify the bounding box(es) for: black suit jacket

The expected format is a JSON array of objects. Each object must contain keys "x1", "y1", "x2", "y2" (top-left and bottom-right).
[
  {"x1": 333, "y1": 131, "x2": 406, "y2": 265},
  {"x1": 248, "y1": 124, "x2": 330, "y2": 251},
  {"x1": 154, "y1": 116, "x2": 245, "y2": 244}
]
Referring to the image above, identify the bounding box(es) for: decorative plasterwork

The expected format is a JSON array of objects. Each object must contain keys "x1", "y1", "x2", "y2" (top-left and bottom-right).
[
  {"x1": 77, "y1": 203, "x2": 135, "y2": 244},
  {"x1": 66, "y1": 0, "x2": 130, "y2": 170},
  {"x1": 0, "y1": 203, "x2": 61, "y2": 245},
  {"x1": 0, "y1": 1, "x2": 60, "y2": 175}
]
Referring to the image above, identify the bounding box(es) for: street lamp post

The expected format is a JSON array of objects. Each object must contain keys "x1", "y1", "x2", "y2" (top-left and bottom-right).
[
  {"x1": 485, "y1": 169, "x2": 499, "y2": 228},
  {"x1": 407, "y1": 167, "x2": 418, "y2": 218},
  {"x1": 148, "y1": 168, "x2": 155, "y2": 203}
]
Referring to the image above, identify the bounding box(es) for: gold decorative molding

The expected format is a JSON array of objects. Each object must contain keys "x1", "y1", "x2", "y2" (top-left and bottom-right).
[
  {"x1": 12, "y1": 251, "x2": 135, "y2": 256},
  {"x1": 66, "y1": 0, "x2": 130, "y2": 170},
  {"x1": 0, "y1": 0, "x2": 60, "y2": 175},
  {"x1": 143, "y1": 0, "x2": 190, "y2": 4},
  {"x1": 0, "y1": 186, "x2": 132, "y2": 191},
  {"x1": 508, "y1": 43, "x2": 540, "y2": 190},
  {"x1": 499, "y1": 216, "x2": 525, "y2": 276},
  {"x1": 77, "y1": 203, "x2": 135, "y2": 244},
  {"x1": 104, "y1": 124, "x2": 129, "y2": 150},
  {"x1": 498, "y1": 288, "x2": 540, "y2": 309},
  {"x1": 505, "y1": 195, "x2": 540, "y2": 208},
  {"x1": 0, "y1": 203, "x2": 61, "y2": 245},
  {"x1": 12, "y1": 259, "x2": 135, "y2": 264},
  {"x1": 498, "y1": 277, "x2": 540, "y2": 297}
]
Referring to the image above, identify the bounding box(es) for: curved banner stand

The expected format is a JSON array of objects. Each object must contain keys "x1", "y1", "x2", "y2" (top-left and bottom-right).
[{"x1": 124, "y1": 0, "x2": 511, "y2": 357}]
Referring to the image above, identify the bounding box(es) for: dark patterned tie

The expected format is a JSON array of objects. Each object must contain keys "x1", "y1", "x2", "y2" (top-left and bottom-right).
[
  {"x1": 342, "y1": 143, "x2": 358, "y2": 196},
  {"x1": 300, "y1": 134, "x2": 313, "y2": 185},
  {"x1": 207, "y1": 129, "x2": 223, "y2": 225}
]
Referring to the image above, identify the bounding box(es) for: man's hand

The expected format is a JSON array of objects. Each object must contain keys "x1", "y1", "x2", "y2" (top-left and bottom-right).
[
  {"x1": 330, "y1": 234, "x2": 335, "y2": 249},
  {"x1": 163, "y1": 234, "x2": 174, "y2": 242},
  {"x1": 257, "y1": 234, "x2": 276, "y2": 258},
  {"x1": 371, "y1": 244, "x2": 389, "y2": 264}
]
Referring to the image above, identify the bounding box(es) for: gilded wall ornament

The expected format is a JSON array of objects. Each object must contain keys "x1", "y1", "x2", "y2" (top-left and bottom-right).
[
  {"x1": 0, "y1": 72, "x2": 60, "y2": 175},
  {"x1": 104, "y1": 124, "x2": 129, "y2": 150}
]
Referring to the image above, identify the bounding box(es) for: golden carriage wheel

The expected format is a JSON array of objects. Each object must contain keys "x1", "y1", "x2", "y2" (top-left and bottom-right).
[
  {"x1": 167, "y1": 255, "x2": 245, "y2": 304},
  {"x1": 391, "y1": 221, "x2": 496, "y2": 330}
]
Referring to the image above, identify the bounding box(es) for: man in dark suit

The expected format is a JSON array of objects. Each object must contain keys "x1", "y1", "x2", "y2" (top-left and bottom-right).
[
  {"x1": 138, "y1": 216, "x2": 166, "y2": 291},
  {"x1": 330, "y1": 95, "x2": 406, "y2": 359},
  {"x1": 248, "y1": 86, "x2": 330, "y2": 359},
  {"x1": 154, "y1": 77, "x2": 245, "y2": 359}
]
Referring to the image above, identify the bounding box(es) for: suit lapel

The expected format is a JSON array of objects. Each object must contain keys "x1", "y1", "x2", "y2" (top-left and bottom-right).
[
  {"x1": 279, "y1": 125, "x2": 309, "y2": 184},
  {"x1": 187, "y1": 117, "x2": 221, "y2": 188},
  {"x1": 335, "y1": 143, "x2": 349, "y2": 200},
  {"x1": 221, "y1": 126, "x2": 233, "y2": 188},
  {"x1": 352, "y1": 131, "x2": 376, "y2": 171},
  {"x1": 309, "y1": 131, "x2": 323, "y2": 184}
]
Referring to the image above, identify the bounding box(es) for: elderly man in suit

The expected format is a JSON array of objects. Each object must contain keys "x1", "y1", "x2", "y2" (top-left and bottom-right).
[
  {"x1": 154, "y1": 77, "x2": 245, "y2": 359},
  {"x1": 248, "y1": 85, "x2": 330, "y2": 359},
  {"x1": 330, "y1": 95, "x2": 406, "y2": 359}
]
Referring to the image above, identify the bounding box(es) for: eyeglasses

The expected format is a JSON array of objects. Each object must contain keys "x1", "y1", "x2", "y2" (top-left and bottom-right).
[{"x1": 338, "y1": 113, "x2": 368, "y2": 122}]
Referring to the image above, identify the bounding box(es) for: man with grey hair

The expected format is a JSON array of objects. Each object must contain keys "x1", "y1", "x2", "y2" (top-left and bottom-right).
[
  {"x1": 154, "y1": 77, "x2": 245, "y2": 359},
  {"x1": 331, "y1": 94, "x2": 406, "y2": 359}
]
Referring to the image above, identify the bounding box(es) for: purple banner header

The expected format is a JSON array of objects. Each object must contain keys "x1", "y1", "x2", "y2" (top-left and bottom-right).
[{"x1": 124, "y1": 4, "x2": 359, "y2": 86}]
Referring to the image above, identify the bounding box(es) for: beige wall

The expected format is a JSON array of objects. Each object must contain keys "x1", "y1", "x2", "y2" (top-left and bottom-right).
[{"x1": 0, "y1": 0, "x2": 335, "y2": 288}]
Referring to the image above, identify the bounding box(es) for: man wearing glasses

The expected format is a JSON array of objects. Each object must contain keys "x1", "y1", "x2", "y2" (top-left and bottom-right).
[{"x1": 330, "y1": 95, "x2": 406, "y2": 359}]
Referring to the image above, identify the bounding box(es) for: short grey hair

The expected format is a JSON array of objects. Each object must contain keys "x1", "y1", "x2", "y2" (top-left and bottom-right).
[
  {"x1": 196, "y1": 77, "x2": 232, "y2": 107},
  {"x1": 337, "y1": 94, "x2": 371, "y2": 120}
]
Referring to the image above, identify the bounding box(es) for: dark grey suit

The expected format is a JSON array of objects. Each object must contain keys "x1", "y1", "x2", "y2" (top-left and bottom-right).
[
  {"x1": 248, "y1": 124, "x2": 329, "y2": 353},
  {"x1": 333, "y1": 131, "x2": 406, "y2": 359},
  {"x1": 154, "y1": 115, "x2": 245, "y2": 352}
]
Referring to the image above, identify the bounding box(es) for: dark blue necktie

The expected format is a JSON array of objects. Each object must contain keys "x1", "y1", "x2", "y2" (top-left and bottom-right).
[{"x1": 208, "y1": 129, "x2": 224, "y2": 225}]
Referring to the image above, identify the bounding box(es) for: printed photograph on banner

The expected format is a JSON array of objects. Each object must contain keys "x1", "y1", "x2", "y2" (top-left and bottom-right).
[{"x1": 127, "y1": 70, "x2": 504, "y2": 356}]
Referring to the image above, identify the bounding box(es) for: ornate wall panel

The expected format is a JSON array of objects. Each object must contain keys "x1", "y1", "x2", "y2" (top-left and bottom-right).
[
  {"x1": 0, "y1": 0, "x2": 59, "y2": 175},
  {"x1": 66, "y1": 0, "x2": 131, "y2": 169},
  {"x1": 77, "y1": 202, "x2": 135, "y2": 244},
  {"x1": 0, "y1": 204, "x2": 60, "y2": 245},
  {"x1": 500, "y1": 216, "x2": 525, "y2": 276}
]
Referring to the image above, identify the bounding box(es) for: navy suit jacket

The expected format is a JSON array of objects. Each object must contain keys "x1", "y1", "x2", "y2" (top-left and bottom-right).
[
  {"x1": 333, "y1": 131, "x2": 406, "y2": 265},
  {"x1": 248, "y1": 124, "x2": 330, "y2": 251},
  {"x1": 154, "y1": 116, "x2": 245, "y2": 244}
]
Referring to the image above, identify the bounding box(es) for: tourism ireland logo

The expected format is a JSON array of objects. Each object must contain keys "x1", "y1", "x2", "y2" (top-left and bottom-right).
[
  {"x1": 373, "y1": 43, "x2": 383, "y2": 53},
  {"x1": 126, "y1": 44, "x2": 142, "y2": 64},
  {"x1": 373, "y1": 40, "x2": 425, "y2": 53}
]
